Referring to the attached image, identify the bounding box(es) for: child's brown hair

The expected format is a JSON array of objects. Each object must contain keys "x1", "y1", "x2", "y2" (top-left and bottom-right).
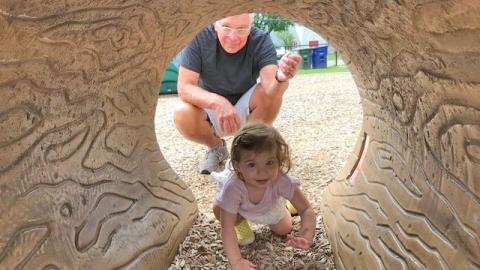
[{"x1": 231, "y1": 121, "x2": 291, "y2": 175}]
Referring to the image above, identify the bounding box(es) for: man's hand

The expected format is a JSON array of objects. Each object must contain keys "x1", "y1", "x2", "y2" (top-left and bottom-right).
[
  {"x1": 214, "y1": 97, "x2": 241, "y2": 135},
  {"x1": 276, "y1": 53, "x2": 301, "y2": 82},
  {"x1": 231, "y1": 258, "x2": 257, "y2": 270}
]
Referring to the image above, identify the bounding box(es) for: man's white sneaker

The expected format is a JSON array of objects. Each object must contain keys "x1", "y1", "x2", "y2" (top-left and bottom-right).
[{"x1": 199, "y1": 140, "x2": 228, "y2": 174}]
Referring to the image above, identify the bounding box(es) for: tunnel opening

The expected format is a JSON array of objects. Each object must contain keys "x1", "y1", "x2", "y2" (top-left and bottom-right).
[{"x1": 153, "y1": 13, "x2": 363, "y2": 269}]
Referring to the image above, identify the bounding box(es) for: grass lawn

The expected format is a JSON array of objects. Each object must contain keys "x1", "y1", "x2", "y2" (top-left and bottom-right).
[{"x1": 297, "y1": 65, "x2": 349, "y2": 75}]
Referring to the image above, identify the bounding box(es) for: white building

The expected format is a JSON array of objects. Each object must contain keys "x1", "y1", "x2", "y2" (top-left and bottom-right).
[
  {"x1": 270, "y1": 24, "x2": 327, "y2": 48},
  {"x1": 270, "y1": 23, "x2": 331, "y2": 59}
]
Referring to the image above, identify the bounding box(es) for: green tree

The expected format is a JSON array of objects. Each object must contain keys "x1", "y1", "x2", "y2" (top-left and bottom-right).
[
  {"x1": 276, "y1": 31, "x2": 295, "y2": 50},
  {"x1": 254, "y1": 13, "x2": 293, "y2": 33}
]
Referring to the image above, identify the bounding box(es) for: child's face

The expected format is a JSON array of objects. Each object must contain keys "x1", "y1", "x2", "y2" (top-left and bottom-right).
[{"x1": 235, "y1": 149, "x2": 279, "y2": 189}]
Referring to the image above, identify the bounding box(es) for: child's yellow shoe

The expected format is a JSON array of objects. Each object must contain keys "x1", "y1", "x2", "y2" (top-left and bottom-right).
[
  {"x1": 235, "y1": 219, "x2": 255, "y2": 246},
  {"x1": 286, "y1": 200, "x2": 298, "y2": 216}
]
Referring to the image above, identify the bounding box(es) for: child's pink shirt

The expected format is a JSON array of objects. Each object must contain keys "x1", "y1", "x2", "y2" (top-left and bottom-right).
[{"x1": 211, "y1": 166, "x2": 301, "y2": 223}]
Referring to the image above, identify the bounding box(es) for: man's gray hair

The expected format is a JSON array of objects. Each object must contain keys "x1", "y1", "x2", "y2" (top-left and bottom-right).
[{"x1": 215, "y1": 13, "x2": 255, "y2": 27}]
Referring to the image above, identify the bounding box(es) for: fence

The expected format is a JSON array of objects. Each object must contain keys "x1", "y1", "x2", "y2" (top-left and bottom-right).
[{"x1": 276, "y1": 44, "x2": 345, "y2": 68}]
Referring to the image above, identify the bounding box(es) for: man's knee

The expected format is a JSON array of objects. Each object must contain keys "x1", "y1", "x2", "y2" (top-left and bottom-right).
[
  {"x1": 173, "y1": 102, "x2": 209, "y2": 136},
  {"x1": 173, "y1": 103, "x2": 197, "y2": 133},
  {"x1": 173, "y1": 103, "x2": 188, "y2": 126},
  {"x1": 249, "y1": 85, "x2": 284, "y2": 122},
  {"x1": 263, "y1": 98, "x2": 283, "y2": 113},
  {"x1": 249, "y1": 98, "x2": 282, "y2": 123},
  {"x1": 173, "y1": 105, "x2": 188, "y2": 130}
]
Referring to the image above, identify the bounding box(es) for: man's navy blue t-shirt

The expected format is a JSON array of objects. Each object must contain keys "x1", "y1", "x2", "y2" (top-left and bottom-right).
[{"x1": 179, "y1": 24, "x2": 278, "y2": 105}]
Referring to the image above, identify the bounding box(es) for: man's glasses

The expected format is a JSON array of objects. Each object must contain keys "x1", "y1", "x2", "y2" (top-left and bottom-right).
[{"x1": 217, "y1": 23, "x2": 251, "y2": 36}]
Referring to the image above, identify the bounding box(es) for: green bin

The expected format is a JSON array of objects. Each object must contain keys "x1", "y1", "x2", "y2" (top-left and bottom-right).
[
  {"x1": 159, "y1": 62, "x2": 178, "y2": 94},
  {"x1": 297, "y1": 48, "x2": 312, "y2": 69}
]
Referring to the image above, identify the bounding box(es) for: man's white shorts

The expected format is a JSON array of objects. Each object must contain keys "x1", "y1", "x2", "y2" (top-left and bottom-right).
[{"x1": 204, "y1": 84, "x2": 256, "y2": 138}]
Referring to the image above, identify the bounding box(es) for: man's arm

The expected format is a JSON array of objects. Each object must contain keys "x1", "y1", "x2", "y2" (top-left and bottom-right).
[
  {"x1": 177, "y1": 66, "x2": 226, "y2": 110},
  {"x1": 258, "y1": 53, "x2": 301, "y2": 98},
  {"x1": 177, "y1": 66, "x2": 241, "y2": 134},
  {"x1": 258, "y1": 64, "x2": 289, "y2": 98}
]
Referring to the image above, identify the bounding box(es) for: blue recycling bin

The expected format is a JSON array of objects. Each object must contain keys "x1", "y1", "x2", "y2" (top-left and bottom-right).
[{"x1": 312, "y1": 46, "x2": 328, "y2": 68}]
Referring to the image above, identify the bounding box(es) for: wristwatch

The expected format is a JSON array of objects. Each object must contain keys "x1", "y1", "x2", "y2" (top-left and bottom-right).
[{"x1": 275, "y1": 71, "x2": 287, "y2": 83}]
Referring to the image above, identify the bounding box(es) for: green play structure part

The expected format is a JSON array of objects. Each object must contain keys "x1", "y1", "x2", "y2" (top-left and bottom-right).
[{"x1": 160, "y1": 62, "x2": 178, "y2": 94}]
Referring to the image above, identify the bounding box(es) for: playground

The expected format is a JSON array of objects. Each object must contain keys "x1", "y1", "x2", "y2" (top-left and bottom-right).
[{"x1": 1, "y1": 1, "x2": 479, "y2": 269}]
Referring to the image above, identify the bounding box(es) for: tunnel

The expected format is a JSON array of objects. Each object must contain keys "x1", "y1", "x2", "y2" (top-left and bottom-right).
[{"x1": 0, "y1": 0, "x2": 479, "y2": 269}]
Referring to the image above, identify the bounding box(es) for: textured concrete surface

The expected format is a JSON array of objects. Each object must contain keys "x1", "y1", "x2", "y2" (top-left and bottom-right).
[{"x1": 0, "y1": 0, "x2": 479, "y2": 269}]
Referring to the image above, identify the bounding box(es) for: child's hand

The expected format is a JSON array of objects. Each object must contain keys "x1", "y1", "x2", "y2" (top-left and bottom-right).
[
  {"x1": 232, "y1": 258, "x2": 257, "y2": 270},
  {"x1": 286, "y1": 233, "x2": 313, "y2": 250}
]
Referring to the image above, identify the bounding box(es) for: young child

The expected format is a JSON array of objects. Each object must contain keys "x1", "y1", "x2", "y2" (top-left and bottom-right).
[{"x1": 211, "y1": 122, "x2": 316, "y2": 270}]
